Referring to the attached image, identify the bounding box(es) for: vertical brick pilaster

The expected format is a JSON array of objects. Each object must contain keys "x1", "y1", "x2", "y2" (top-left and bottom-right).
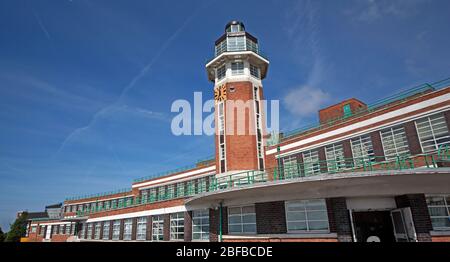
[
  {"x1": 255, "y1": 201, "x2": 286, "y2": 234},
  {"x1": 326, "y1": 198, "x2": 352, "y2": 242},
  {"x1": 184, "y1": 211, "x2": 192, "y2": 242},
  {"x1": 209, "y1": 206, "x2": 228, "y2": 242},
  {"x1": 163, "y1": 214, "x2": 170, "y2": 241},
  {"x1": 146, "y1": 216, "x2": 152, "y2": 241},
  {"x1": 131, "y1": 217, "x2": 137, "y2": 240},
  {"x1": 91, "y1": 223, "x2": 95, "y2": 239},
  {"x1": 370, "y1": 131, "x2": 385, "y2": 161},
  {"x1": 109, "y1": 221, "x2": 113, "y2": 240},
  {"x1": 342, "y1": 140, "x2": 353, "y2": 167},
  {"x1": 404, "y1": 121, "x2": 422, "y2": 155},
  {"x1": 119, "y1": 220, "x2": 124, "y2": 240},
  {"x1": 318, "y1": 147, "x2": 328, "y2": 173},
  {"x1": 99, "y1": 222, "x2": 104, "y2": 240},
  {"x1": 395, "y1": 194, "x2": 433, "y2": 242},
  {"x1": 444, "y1": 111, "x2": 450, "y2": 131},
  {"x1": 83, "y1": 224, "x2": 88, "y2": 239}
]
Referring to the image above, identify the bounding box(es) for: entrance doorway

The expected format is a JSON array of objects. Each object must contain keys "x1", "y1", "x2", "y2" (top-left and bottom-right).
[{"x1": 351, "y1": 211, "x2": 395, "y2": 242}]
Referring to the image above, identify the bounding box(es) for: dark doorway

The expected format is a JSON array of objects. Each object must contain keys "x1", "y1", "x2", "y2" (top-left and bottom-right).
[{"x1": 352, "y1": 211, "x2": 395, "y2": 242}]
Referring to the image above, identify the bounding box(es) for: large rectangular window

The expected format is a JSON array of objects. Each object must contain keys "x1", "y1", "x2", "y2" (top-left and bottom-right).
[
  {"x1": 176, "y1": 182, "x2": 185, "y2": 197},
  {"x1": 351, "y1": 134, "x2": 375, "y2": 166},
  {"x1": 231, "y1": 62, "x2": 244, "y2": 75},
  {"x1": 152, "y1": 215, "x2": 164, "y2": 241},
  {"x1": 123, "y1": 219, "x2": 132, "y2": 241},
  {"x1": 228, "y1": 205, "x2": 256, "y2": 234},
  {"x1": 112, "y1": 220, "x2": 120, "y2": 240},
  {"x1": 86, "y1": 223, "x2": 93, "y2": 239},
  {"x1": 325, "y1": 143, "x2": 346, "y2": 173},
  {"x1": 227, "y1": 36, "x2": 245, "y2": 52},
  {"x1": 170, "y1": 212, "x2": 185, "y2": 241},
  {"x1": 94, "y1": 222, "x2": 101, "y2": 240},
  {"x1": 197, "y1": 178, "x2": 207, "y2": 193},
  {"x1": 285, "y1": 199, "x2": 329, "y2": 232},
  {"x1": 302, "y1": 150, "x2": 320, "y2": 176},
  {"x1": 102, "y1": 222, "x2": 110, "y2": 240},
  {"x1": 416, "y1": 113, "x2": 450, "y2": 153},
  {"x1": 282, "y1": 155, "x2": 299, "y2": 177},
  {"x1": 250, "y1": 64, "x2": 260, "y2": 79},
  {"x1": 217, "y1": 65, "x2": 226, "y2": 81},
  {"x1": 136, "y1": 217, "x2": 147, "y2": 241},
  {"x1": 380, "y1": 126, "x2": 410, "y2": 160},
  {"x1": 192, "y1": 210, "x2": 209, "y2": 241},
  {"x1": 426, "y1": 195, "x2": 450, "y2": 231}
]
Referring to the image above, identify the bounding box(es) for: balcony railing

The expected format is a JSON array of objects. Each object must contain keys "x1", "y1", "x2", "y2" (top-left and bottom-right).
[
  {"x1": 73, "y1": 150, "x2": 449, "y2": 218},
  {"x1": 277, "y1": 77, "x2": 450, "y2": 144}
]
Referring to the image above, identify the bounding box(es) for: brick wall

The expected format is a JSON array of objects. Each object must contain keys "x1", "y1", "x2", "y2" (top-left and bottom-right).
[
  {"x1": 255, "y1": 201, "x2": 287, "y2": 234},
  {"x1": 403, "y1": 121, "x2": 422, "y2": 155},
  {"x1": 184, "y1": 211, "x2": 192, "y2": 242},
  {"x1": 370, "y1": 131, "x2": 385, "y2": 161},
  {"x1": 326, "y1": 198, "x2": 352, "y2": 242},
  {"x1": 317, "y1": 147, "x2": 328, "y2": 173},
  {"x1": 319, "y1": 98, "x2": 367, "y2": 124},
  {"x1": 395, "y1": 194, "x2": 433, "y2": 242},
  {"x1": 131, "y1": 217, "x2": 137, "y2": 240},
  {"x1": 209, "y1": 206, "x2": 228, "y2": 242},
  {"x1": 444, "y1": 110, "x2": 450, "y2": 131},
  {"x1": 342, "y1": 140, "x2": 353, "y2": 167},
  {"x1": 163, "y1": 214, "x2": 170, "y2": 241},
  {"x1": 146, "y1": 216, "x2": 152, "y2": 241}
]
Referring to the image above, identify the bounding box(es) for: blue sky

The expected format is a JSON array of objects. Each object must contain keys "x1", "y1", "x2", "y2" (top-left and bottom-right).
[{"x1": 1, "y1": 0, "x2": 450, "y2": 231}]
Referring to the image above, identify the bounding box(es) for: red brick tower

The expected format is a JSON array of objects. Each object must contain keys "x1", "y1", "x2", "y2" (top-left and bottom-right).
[{"x1": 206, "y1": 21, "x2": 269, "y2": 176}]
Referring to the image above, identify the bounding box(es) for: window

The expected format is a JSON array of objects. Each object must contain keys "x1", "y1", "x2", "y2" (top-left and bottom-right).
[
  {"x1": 351, "y1": 134, "x2": 375, "y2": 166},
  {"x1": 167, "y1": 184, "x2": 175, "y2": 199},
  {"x1": 282, "y1": 155, "x2": 299, "y2": 177},
  {"x1": 170, "y1": 212, "x2": 185, "y2": 240},
  {"x1": 217, "y1": 64, "x2": 226, "y2": 80},
  {"x1": 197, "y1": 178, "x2": 207, "y2": 193},
  {"x1": 250, "y1": 64, "x2": 260, "y2": 79},
  {"x1": 246, "y1": 38, "x2": 258, "y2": 53},
  {"x1": 325, "y1": 143, "x2": 346, "y2": 173},
  {"x1": 380, "y1": 126, "x2": 410, "y2": 160},
  {"x1": 123, "y1": 219, "x2": 132, "y2": 240},
  {"x1": 227, "y1": 36, "x2": 245, "y2": 52},
  {"x1": 158, "y1": 186, "x2": 166, "y2": 200},
  {"x1": 228, "y1": 205, "x2": 256, "y2": 234},
  {"x1": 426, "y1": 195, "x2": 450, "y2": 230},
  {"x1": 136, "y1": 217, "x2": 147, "y2": 241},
  {"x1": 343, "y1": 104, "x2": 352, "y2": 117},
  {"x1": 94, "y1": 223, "x2": 101, "y2": 239},
  {"x1": 285, "y1": 199, "x2": 329, "y2": 232},
  {"x1": 152, "y1": 215, "x2": 164, "y2": 241},
  {"x1": 176, "y1": 182, "x2": 185, "y2": 197},
  {"x1": 231, "y1": 62, "x2": 244, "y2": 75},
  {"x1": 86, "y1": 223, "x2": 93, "y2": 239},
  {"x1": 141, "y1": 190, "x2": 148, "y2": 204},
  {"x1": 215, "y1": 40, "x2": 227, "y2": 56},
  {"x1": 102, "y1": 222, "x2": 110, "y2": 240},
  {"x1": 192, "y1": 210, "x2": 209, "y2": 241},
  {"x1": 112, "y1": 220, "x2": 120, "y2": 240},
  {"x1": 416, "y1": 113, "x2": 450, "y2": 153},
  {"x1": 302, "y1": 150, "x2": 320, "y2": 176},
  {"x1": 39, "y1": 226, "x2": 45, "y2": 236},
  {"x1": 31, "y1": 226, "x2": 37, "y2": 233},
  {"x1": 149, "y1": 188, "x2": 157, "y2": 202}
]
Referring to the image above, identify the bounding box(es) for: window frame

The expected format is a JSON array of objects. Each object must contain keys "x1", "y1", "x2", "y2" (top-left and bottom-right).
[
  {"x1": 227, "y1": 205, "x2": 257, "y2": 235},
  {"x1": 285, "y1": 199, "x2": 330, "y2": 233}
]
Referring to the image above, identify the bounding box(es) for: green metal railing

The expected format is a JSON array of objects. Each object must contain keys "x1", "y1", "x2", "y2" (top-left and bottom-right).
[
  {"x1": 133, "y1": 156, "x2": 215, "y2": 183},
  {"x1": 65, "y1": 188, "x2": 131, "y2": 201},
  {"x1": 72, "y1": 151, "x2": 450, "y2": 218},
  {"x1": 279, "y1": 77, "x2": 450, "y2": 143}
]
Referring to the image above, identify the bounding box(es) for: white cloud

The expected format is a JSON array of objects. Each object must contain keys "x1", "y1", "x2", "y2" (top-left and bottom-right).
[
  {"x1": 283, "y1": 85, "x2": 330, "y2": 117},
  {"x1": 345, "y1": 0, "x2": 429, "y2": 22}
]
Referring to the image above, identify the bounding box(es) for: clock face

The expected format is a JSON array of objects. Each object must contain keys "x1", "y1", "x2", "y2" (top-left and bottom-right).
[{"x1": 214, "y1": 85, "x2": 227, "y2": 102}]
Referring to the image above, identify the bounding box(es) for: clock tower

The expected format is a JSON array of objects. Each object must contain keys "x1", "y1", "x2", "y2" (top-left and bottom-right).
[{"x1": 206, "y1": 21, "x2": 269, "y2": 177}]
